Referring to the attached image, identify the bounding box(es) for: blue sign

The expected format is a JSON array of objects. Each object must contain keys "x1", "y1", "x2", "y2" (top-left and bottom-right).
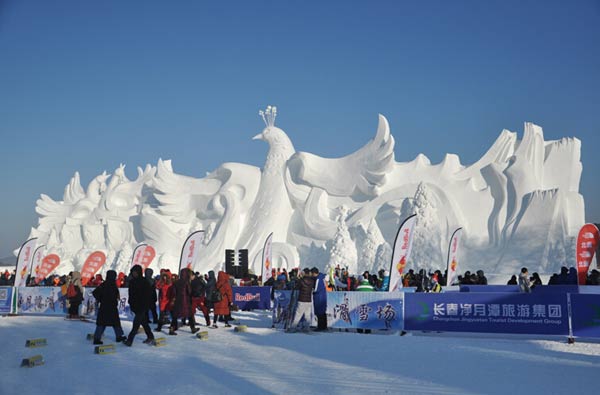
[
  {"x1": 327, "y1": 292, "x2": 404, "y2": 330},
  {"x1": 272, "y1": 290, "x2": 294, "y2": 330},
  {"x1": 0, "y1": 286, "x2": 14, "y2": 314},
  {"x1": 16, "y1": 286, "x2": 68, "y2": 315},
  {"x1": 232, "y1": 286, "x2": 271, "y2": 310},
  {"x1": 405, "y1": 292, "x2": 569, "y2": 335},
  {"x1": 570, "y1": 294, "x2": 600, "y2": 338}
]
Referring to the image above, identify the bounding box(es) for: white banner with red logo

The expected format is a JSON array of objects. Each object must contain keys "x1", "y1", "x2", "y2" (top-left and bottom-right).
[
  {"x1": 178, "y1": 231, "x2": 205, "y2": 272},
  {"x1": 29, "y1": 245, "x2": 46, "y2": 282},
  {"x1": 446, "y1": 228, "x2": 463, "y2": 286},
  {"x1": 15, "y1": 238, "x2": 37, "y2": 287},
  {"x1": 261, "y1": 232, "x2": 274, "y2": 284},
  {"x1": 35, "y1": 254, "x2": 61, "y2": 284},
  {"x1": 389, "y1": 214, "x2": 417, "y2": 292},
  {"x1": 576, "y1": 223, "x2": 600, "y2": 285},
  {"x1": 131, "y1": 244, "x2": 156, "y2": 270},
  {"x1": 81, "y1": 251, "x2": 107, "y2": 286}
]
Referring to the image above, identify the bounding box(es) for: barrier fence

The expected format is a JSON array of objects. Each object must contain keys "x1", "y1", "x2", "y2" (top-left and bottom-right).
[{"x1": 3, "y1": 285, "x2": 600, "y2": 339}]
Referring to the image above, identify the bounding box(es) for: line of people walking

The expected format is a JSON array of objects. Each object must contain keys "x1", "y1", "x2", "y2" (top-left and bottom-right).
[{"x1": 90, "y1": 265, "x2": 235, "y2": 347}]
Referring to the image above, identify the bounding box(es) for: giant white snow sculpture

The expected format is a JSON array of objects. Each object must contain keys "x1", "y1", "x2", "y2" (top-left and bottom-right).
[{"x1": 25, "y1": 107, "x2": 584, "y2": 280}]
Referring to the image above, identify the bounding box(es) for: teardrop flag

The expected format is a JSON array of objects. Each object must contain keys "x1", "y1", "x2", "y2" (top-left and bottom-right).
[{"x1": 81, "y1": 251, "x2": 107, "y2": 286}]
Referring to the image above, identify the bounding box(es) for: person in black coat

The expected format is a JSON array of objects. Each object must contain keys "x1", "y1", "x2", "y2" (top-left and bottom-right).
[
  {"x1": 145, "y1": 268, "x2": 159, "y2": 324},
  {"x1": 124, "y1": 265, "x2": 155, "y2": 346},
  {"x1": 92, "y1": 270, "x2": 126, "y2": 345}
]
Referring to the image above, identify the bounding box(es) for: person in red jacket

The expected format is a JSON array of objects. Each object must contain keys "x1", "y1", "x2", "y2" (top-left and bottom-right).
[
  {"x1": 212, "y1": 271, "x2": 233, "y2": 328},
  {"x1": 154, "y1": 270, "x2": 173, "y2": 332}
]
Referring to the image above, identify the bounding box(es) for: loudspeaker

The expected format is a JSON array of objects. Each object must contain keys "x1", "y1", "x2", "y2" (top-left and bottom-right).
[
  {"x1": 238, "y1": 249, "x2": 249, "y2": 278},
  {"x1": 225, "y1": 249, "x2": 235, "y2": 275}
]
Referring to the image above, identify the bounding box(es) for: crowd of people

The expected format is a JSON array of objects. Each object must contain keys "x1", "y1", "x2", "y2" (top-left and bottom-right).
[{"x1": 86, "y1": 265, "x2": 236, "y2": 347}]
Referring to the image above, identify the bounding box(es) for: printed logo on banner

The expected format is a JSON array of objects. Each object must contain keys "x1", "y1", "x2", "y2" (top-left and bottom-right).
[
  {"x1": 17, "y1": 287, "x2": 66, "y2": 315},
  {"x1": 0, "y1": 289, "x2": 7, "y2": 301},
  {"x1": 235, "y1": 293, "x2": 260, "y2": 302},
  {"x1": 328, "y1": 292, "x2": 404, "y2": 330},
  {"x1": 405, "y1": 293, "x2": 569, "y2": 335}
]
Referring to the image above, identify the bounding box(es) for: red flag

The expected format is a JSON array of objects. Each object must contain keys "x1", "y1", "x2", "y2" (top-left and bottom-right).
[
  {"x1": 576, "y1": 224, "x2": 600, "y2": 285},
  {"x1": 81, "y1": 251, "x2": 107, "y2": 286},
  {"x1": 35, "y1": 254, "x2": 61, "y2": 284},
  {"x1": 131, "y1": 244, "x2": 156, "y2": 270}
]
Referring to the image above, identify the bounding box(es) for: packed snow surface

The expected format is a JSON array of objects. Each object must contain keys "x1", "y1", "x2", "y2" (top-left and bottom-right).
[{"x1": 1, "y1": 312, "x2": 599, "y2": 395}]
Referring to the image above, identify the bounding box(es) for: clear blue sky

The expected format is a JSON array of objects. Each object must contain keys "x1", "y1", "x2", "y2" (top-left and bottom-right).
[{"x1": 1, "y1": 0, "x2": 599, "y2": 258}]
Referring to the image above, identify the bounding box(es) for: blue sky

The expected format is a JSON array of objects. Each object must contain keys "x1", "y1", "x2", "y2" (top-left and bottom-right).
[{"x1": 1, "y1": 0, "x2": 599, "y2": 258}]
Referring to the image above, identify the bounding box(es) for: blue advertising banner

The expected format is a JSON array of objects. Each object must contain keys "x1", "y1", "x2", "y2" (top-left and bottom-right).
[
  {"x1": 405, "y1": 293, "x2": 569, "y2": 335},
  {"x1": 82, "y1": 287, "x2": 157, "y2": 321},
  {"x1": 0, "y1": 287, "x2": 14, "y2": 314},
  {"x1": 327, "y1": 292, "x2": 404, "y2": 330},
  {"x1": 16, "y1": 286, "x2": 68, "y2": 315},
  {"x1": 272, "y1": 290, "x2": 294, "y2": 330},
  {"x1": 232, "y1": 286, "x2": 271, "y2": 310},
  {"x1": 570, "y1": 294, "x2": 600, "y2": 338}
]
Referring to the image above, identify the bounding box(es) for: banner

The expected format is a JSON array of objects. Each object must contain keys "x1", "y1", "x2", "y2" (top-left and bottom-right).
[
  {"x1": 232, "y1": 286, "x2": 271, "y2": 310},
  {"x1": 570, "y1": 294, "x2": 600, "y2": 338},
  {"x1": 446, "y1": 228, "x2": 463, "y2": 286},
  {"x1": 15, "y1": 238, "x2": 37, "y2": 287},
  {"x1": 272, "y1": 290, "x2": 308, "y2": 330},
  {"x1": 131, "y1": 244, "x2": 156, "y2": 270},
  {"x1": 327, "y1": 292, "x2": 404, "y2": 330},
  {"x1": 576, "y1": 223, "x2": 600, "y2": 285},
  {"x1": 261, "y1": 232, "x2": 274, "y2": 284},
  {"x1": 35, "y1": 254, "x2": 61, "y2": 284},
  {"x1": 81, "y1": 287, "x2": 150, "y2": 321},
  {"x1": 0, "y1": 287, "x2": 14, "y2": 314},
  {"x1": 404, "y1": 293, "x2": 569, "y2": 335},
  {"x1": 389, "y1": 214, "x2": 417, "y2": 292},
  {"x1": 29, "y1": 245, "x2": 45, "y2": 283},
  {"x1": 16, "y1": 286, "x2": 68, "y2": 315},
  {"x1": 81, "y1": 251, "x2": 107, "y2": 286},
  {"x1": 178, "y1": 231, "x2": 205, "y2": 272}
]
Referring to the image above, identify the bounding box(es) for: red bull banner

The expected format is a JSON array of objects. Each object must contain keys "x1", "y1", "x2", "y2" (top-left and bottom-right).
[
  {"x1": 446, "y1": 228, "x2": 463, "y2": 286},
  {"x1": 81, "y1": 251, "x2": 107, "y2": 286},
  {"x1": 261, "y1": 232, "x2": 274, "y2": 284},
  {"x1": 389, "y1": 214, "x2": 417, "y2": 292},
  {"x1": 35, "y1": 254, "x2": 61, "y2": 284},
  {"x1": 29, "y1": 245, "x2": 45, "y2": 283},
  {"x1": 178, "y1": 230, "x2": 205, "y2": 272},
  {"x1": 576, "y1": 223, "x2": 600, "y2": 285},
  {"x1": 131, "y1": 244, "x2": 156, "y2": 270},
  {"x1": 15, "y1": 238, "x2": 37, "y2": 287}
]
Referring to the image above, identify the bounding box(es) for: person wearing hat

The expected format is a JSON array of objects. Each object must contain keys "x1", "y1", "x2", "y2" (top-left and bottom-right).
[
  {"x1": 92, "y1": 270, "x2": 126, "y2": 345},
  {"x1": 124, "y1": 265, "x2": 155, "y2": 346}
]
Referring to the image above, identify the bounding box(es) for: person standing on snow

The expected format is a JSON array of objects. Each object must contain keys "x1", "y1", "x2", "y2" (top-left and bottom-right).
[
  {"x1": 288, "y1": 268, "x2": 315, "y2": 332},
  {"x1": 169, "y1": 268, "x2": 197, "y2": 335},
  {"x1": 212, "y1": 271, "x2": 233, "y2": 328},
  {"x1": 92, "y1": 270, "x2": 126, "y2": 345},
  {"x1": 124, "y1": 265, "x2": 155, "y2": 346},
  {"x1": 312, "y1": 267, "x2": 327, "y2": 331}
]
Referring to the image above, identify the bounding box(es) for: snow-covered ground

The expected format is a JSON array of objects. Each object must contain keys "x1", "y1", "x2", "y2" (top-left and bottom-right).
[{"x1": 1, "y1": 311, "x2": 599, "y2": 395}]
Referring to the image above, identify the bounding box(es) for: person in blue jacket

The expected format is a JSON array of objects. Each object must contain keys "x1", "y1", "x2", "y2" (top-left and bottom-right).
[{"x1": 311, "y1": 267, "x2": 327, "y2": 331}]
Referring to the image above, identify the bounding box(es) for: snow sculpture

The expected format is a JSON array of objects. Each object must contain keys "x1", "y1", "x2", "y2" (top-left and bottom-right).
[{"x1": 24, "y1": 107, "x2": 585, "y2": 281}]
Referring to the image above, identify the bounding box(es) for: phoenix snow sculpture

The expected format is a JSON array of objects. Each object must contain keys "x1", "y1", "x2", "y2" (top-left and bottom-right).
[{"x1": 24, "y1": 107, "x2": 585, "y2": 280}]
